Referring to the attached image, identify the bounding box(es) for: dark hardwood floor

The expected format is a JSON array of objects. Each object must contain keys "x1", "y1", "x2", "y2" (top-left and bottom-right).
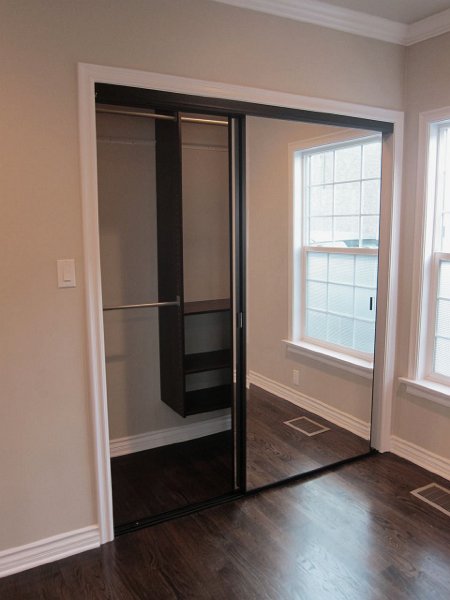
[
  {"x1": 111, "y1": 431, "x2": 234, "y2": 527},
  {"x1": 2, "y1": 453, "x2": 450, "y2": 599},
  {"x1": 247, "y1": 385, "x2": 370, "y2": 489},
  {"x1": 111, "y1": 382, "x2": 369, "y2": 527}
]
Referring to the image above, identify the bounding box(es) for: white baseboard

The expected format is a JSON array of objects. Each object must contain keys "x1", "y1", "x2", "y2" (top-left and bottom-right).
[
  {"x1": 110, "y1": 414, "x2": 232, "y2": 457},
  {"x1": 0, "y1": 525, "x2": 99, "y2": 579},
  {"x1": 248, "y1": 371, "x2": 371, "y2": 440},
  {"x1": 390, "y1": 436, "x2": 450, "y2": 481}
]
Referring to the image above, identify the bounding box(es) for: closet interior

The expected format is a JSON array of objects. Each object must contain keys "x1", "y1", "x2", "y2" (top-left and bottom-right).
[{"x1": 95, "y1": 94, "x2": 237, "y2": 532}]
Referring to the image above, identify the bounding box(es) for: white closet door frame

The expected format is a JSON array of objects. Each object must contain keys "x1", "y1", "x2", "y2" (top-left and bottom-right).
[{"x1": 77, "y1": 62, "x2": 403, "y2": 544}]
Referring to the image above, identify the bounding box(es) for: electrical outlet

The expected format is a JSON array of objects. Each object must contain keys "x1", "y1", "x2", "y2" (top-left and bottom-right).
[{"x1": 293, "y1": 369, "x2": 300, "y2": 385}]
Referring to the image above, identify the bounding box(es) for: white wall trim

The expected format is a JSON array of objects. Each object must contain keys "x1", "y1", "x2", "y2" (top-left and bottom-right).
[
  {"x1": 78, "y1": 63, "x2": 403, "y2": 544},
  {"x1": 398, "y1": 377, "x2": 450, "y2": 409},
  {"x1": 0, "y1": 526, "x2": 99, "y2": 579},
  {"x1": 407, "y1": 111, "x2": 432, "y2": 382},
  {"x1": 248, "y1": 371, "x2": 371, "y2": 440},
  {"x1": 406, "y1": 8, "x2": 450, "y2": 46},
  {"x1": 78, "y1": 66, "x2": 114, "y2": 544},
  {"x1": 369, "y1": 127, "x2": 403, "y2": 453},
  {"x1": 391, "y1": 436, "x2": 450, "y2": 481},
  {"x1": 80, "y1": 63, "x2": 401, "y2": 124},
  {"x1": 212, "y1": 0, "x2": 450, "y2": 46},
  {"x1": 284, "y1": 340, "x2": 373, "y2": 380},
  {"x1": 110, "y1": 415, "x2": 232, "y2": 457},
  {"x1": 211, "y1": 0, "x2": 407, "y2": 44}
]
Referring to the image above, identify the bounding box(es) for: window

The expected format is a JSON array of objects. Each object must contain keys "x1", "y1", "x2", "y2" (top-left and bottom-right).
[
  {"x1": 293, "y1": 135, "x2": 382, "y2": 360},
  {"x1": 424, "y1": 121, "x2": 450, "y2": 383},
  {"x1": 401, "y1": 114, "x2": 450, "y2": 402}
]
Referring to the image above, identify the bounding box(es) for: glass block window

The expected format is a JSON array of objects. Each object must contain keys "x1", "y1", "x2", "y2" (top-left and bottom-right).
[
  {"x1": 434, "y1": 260, "x2": 450, "y2": 378},
  {"x1": 305, "y1": 253, "x2": 378, "y2": 354},
  {"x1": 297, "y1": 136, "x2": 382, "y2": 358}
]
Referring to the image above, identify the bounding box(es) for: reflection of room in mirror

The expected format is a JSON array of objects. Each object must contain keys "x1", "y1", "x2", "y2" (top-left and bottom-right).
[
  {"x1": 246, "y1": 386, "x2": 369, "y2": 490},
  {"x1": 246, "y1": 117, "x2": 381, "y2": 490},
  {"x1": 284, "y1": 416, "x2": 330, "y2": 437}
]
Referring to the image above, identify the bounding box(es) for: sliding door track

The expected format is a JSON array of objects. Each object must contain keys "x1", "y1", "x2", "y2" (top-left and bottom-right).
[
  {"x1": 114, "y1": 450, "x2": 376, "y2": 537},
  {"x1": 114, "y1": 491, "x2": 244, "y2": 536}
]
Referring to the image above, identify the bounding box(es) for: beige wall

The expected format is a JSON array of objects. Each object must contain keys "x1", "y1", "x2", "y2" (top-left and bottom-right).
[
  {"x1": 0, "y1": 0, "x2": 405, "y2": 552},
  {"x1": 182, "y1": 120, "x2": 230, "y2": 302},
  {"x1": 393, "y1": 33, "x2": 450, "y2": 457},
  {"x1": 97, "y1": 113, "x2": 162, "y2": 441},
  {"x1": 247, "y1": 118, "x2": 373, "y2": 424}
]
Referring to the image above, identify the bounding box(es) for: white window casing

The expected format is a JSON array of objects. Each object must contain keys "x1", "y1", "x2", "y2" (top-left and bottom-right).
[{"x1": 400, "y1": 108, "x2": 450, "y2": 406}]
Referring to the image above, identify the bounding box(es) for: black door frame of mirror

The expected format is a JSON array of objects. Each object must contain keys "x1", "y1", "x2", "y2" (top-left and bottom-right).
[{"x1": 95, "y1": 83, "x2": 390, "y2": 537}]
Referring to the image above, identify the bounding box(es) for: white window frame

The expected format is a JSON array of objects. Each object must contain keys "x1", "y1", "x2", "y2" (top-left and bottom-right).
[
  {"x1": 400, "y1": 108, "x2": 450, "y2": 407},
  {"x1": 286, "y1": 129, "x2": 381, "y2": 377}
]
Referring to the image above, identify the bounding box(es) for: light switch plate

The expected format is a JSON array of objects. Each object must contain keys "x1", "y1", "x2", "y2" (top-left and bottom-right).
[{"x1": 57, "y1": 259, "x2": 76, "y2": 288}]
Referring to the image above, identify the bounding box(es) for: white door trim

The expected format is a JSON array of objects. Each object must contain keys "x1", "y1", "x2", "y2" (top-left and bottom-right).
[
  {"x1": 77, "y1": 62, "x2": 403, "y2": 544},
  {"x1": 78, "y1": 66, "x2": 114, "y2": 544}
]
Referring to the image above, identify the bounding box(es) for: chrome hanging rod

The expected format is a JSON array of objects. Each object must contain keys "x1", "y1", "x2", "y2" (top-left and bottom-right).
[
  {"x1": 97, "y1": 107, "x2": 175, "y2": 121},
  {"x1": 103, "y1": 298, "x2": 180, "y2": 311},
  {"x1": 182, "y1": 116, "x2": 228, "y2": 127},
  {"x1": 96, "y1": 107, "x2": 228, "y2": 126}
]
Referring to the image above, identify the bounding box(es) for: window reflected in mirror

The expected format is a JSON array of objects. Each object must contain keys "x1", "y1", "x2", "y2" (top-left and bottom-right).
[{"x1": 246, "y1": 117, "x2": 382, "y2": 490}]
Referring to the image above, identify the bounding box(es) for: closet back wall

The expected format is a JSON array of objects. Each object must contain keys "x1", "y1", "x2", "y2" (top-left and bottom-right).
[
  {"x1": 0, "y1": 0, "x2": 404, "y2": 553},
  {"x1": 97, "y1": 113, "x2": 161, "y2": 440},
  {"x1": 182, "y1": 121, "x2": 230, "y2": 303}
]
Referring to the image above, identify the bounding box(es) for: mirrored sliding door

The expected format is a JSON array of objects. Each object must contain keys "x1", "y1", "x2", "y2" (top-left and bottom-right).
[
  {"x1": 246, "y1": 116, "x2": 381, "y2": 489},
  {"x1": 95, "y1": 97, "x2": 239, "y2": 531}
]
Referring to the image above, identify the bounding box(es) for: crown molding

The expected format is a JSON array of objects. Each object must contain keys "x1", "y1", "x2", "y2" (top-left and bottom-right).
[
  {"x1": 212, "y1": 0, "x2": 407, "y2": 43},
  {"x1": 211, "y1": 0, "x2": 450, "y2": 46},
  {"x1": 405, "y1": 8, "x2": 450, "y2": 46}
]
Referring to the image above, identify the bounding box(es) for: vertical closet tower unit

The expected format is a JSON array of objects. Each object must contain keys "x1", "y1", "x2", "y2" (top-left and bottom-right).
[{"x1": 181, "y1": 116, "x2": 233, "y2": 416}]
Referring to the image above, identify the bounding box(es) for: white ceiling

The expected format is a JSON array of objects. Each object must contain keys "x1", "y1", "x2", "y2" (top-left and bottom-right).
[{"x1": 319, "y1": 0, "x2": 450, "y2": 25}]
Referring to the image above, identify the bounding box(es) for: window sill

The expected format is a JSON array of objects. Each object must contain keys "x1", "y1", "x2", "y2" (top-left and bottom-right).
[
  {"x1": 283, "y1": 340, "x2": 373, "y2": 380},
  {"x1": 398, "y1": 377, "x2": 450, "y2": 408}
]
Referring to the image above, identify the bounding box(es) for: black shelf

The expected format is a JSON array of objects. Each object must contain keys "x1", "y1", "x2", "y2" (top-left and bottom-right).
[
  {"x1": 185, "y1": 384, "x2": 232, "y2": 416},
  {"x1": 184, "y1": 298, "x2": 230, "y2": 315},
  {"x1": 184, "y1": 349, "x2": 232, "y2": 374}
]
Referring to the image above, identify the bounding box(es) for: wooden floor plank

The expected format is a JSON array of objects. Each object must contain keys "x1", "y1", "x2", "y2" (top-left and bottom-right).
[
  {"x1": 2, "y1": 454, "x2": 450, "y2": 599},
  {"x1": 111, "y1": 431, "x2": 234, "y2": 526}
]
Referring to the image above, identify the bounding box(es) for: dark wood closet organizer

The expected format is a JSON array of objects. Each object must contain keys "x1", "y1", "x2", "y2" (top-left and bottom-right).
[
  {"x1": 140, "y1": 108, "x2": 232, "y2": 418},
  {"x1": 183, "y1": 299, "x2": 232, "y2": 416}
]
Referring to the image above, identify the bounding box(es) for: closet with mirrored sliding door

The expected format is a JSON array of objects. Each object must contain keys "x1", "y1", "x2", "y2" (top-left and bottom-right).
[{"x1": 92, "y1": 81, "x2": 393, "y2": 538}]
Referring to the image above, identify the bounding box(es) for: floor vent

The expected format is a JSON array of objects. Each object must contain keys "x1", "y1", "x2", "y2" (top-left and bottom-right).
[
  {"x1": 411, "y1": 483, "x2": 450, "y2": 517},
  {"x1": 284, "y1": 416, "x2": 330, "y2": 437}
]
